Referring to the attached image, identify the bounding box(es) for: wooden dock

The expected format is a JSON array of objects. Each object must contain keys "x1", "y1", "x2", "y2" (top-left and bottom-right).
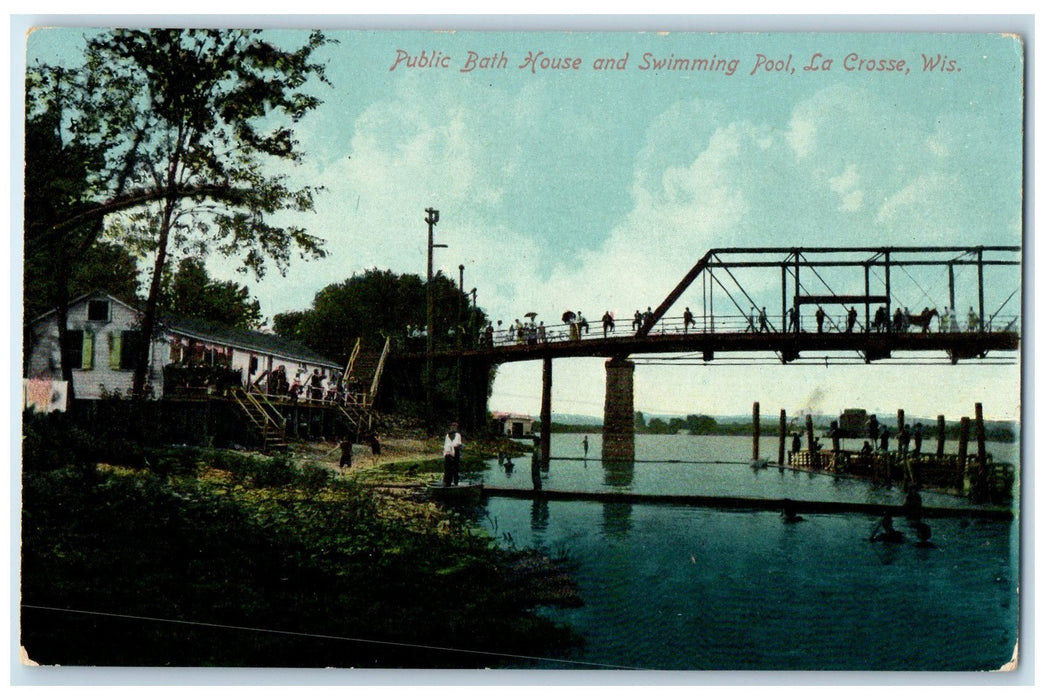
[
  {"x1": 786, "y1": 449, "x2": 1015, "y2": 501},
  {"x1": 480, "y1": 486, "x2": 1013, "y2": 520}
]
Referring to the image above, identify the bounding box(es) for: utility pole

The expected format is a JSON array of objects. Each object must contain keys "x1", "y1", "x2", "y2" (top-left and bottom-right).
[
  {"x1": 425, "y1": 207, "x2": 445, "y2": 434},
  {"x1": 456, "y1": 264, "x2": 464, "y2": 426}
]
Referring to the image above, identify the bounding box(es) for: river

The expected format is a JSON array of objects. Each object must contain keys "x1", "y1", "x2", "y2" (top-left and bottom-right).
[{"x1": 473, "y1": 433, "x2": 1020, "y2": 671}]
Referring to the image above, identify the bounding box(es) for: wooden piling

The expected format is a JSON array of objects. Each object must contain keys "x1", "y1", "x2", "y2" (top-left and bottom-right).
[
  {"x1": 778, "y1": 409, "x2": 786, "y2": 466},
  {"x1": 936, "y1": 414, "x2": 946, "y2": 461},
  {"x1": 974, "y1": 403, "x2": 988, "y2": 500},
  {"x1": 540, "y1": 357, "x2": 552, "y2": 474},
  {"x1": 805, "y1": 414, "x2": 814, "y2": 453},
  {"x1": 752, "y1": 402, "x2": 760, "y2": 461},
  {"x1": 957, "y1": 416, "x2": 970, "y2": 490},
  {"x1": 897, "y1": 408, "x2": 905, "y2": 433}
]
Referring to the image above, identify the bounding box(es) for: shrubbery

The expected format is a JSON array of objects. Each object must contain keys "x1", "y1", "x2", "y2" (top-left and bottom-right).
[{"x1": 20, "y1": 410, "x2": 582, "y2": 667}]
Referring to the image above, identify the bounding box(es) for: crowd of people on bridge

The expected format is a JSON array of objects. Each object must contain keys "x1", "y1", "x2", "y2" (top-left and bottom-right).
[{"x1": 466, "y1": 299, "x2": 994, "y2": 350}]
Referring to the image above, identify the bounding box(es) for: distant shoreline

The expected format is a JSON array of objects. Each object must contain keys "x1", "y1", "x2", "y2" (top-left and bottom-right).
[{"x1": 547, "y1": 421, "x2": 1019, "y2": 443}]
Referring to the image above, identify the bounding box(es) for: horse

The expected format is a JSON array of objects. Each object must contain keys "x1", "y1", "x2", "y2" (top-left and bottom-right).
[{"x1": 907, "y1": 308, "x2": 938, "y2": 333}]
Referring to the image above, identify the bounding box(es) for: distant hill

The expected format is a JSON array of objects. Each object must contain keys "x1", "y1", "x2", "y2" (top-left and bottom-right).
[
  {"x1": 550, "y1": 413, "x2": 602, "y2": 426},
  {"x1": 524, "y1": 409, "x2": 1017, "y2": 441}
]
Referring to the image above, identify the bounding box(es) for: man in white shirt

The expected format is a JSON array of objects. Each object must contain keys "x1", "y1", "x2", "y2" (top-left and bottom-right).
[{"x1": 442, "y1": 422, "x2": 463, "y2": 486}]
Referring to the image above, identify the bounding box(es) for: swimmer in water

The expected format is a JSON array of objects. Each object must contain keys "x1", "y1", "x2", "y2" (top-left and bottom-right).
[
  {"x1": 781, "y1": 499, "x2": 804, "y2": 523},
  {"x1": 870, "y1": 513, "x2": 904, "y2": 543},
  {"x1": 912, "y1": 520, "x2": 934, "y2": 548}
]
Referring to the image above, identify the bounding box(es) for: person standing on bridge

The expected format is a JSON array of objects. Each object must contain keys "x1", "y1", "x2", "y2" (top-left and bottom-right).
[
  {"x1": 602, "y1": 311, "x2": 615, "y2": 337},
  {"x1": 847, "y1": 306, "x2": 858, "y2": 333},
  {"x1": 747, "y1": 307, "x2": 756, "y2": 332},
  {"x1": 683, "y1": 307, "x2": 695, "y2": 334},
  {"x1": 442, "y1": 422, "x2": 463, "y2": 486},
  {"x1": 815, "y1": 307, "x2": 826, "y2": 333},
  {"x1": 788, "y1": 306, "x2": 799, "y2": 333},
  {"x1": 967, "y1": 306, "x2": 980, "y2": 332},
  {"x1": 758, "y1": 307, "x2": 769, "y2": 332},
  {"x1": 632, "y1": 310, "x2": 642, "y2": 331}
]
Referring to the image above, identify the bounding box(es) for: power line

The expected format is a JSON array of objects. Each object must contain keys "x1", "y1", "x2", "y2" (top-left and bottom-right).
[{"x1": 21, "y1": 603, "x2": 640, "y2": 670}]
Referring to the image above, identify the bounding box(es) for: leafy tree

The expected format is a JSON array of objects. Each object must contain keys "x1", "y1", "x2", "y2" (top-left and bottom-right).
[
  {"x1": 634, "y1": 411, "x2": 647, "y2": 431},
  {"x1": 647, "y1": 417, "x2": 669, "y2": 434},
  {"x1": 684, "y1": 414, "x2": 719, "y2": 434},
  {"x1": 163, "y1": 257, "x2": 262, "y2": 330},
  {"x1": 276, "y1": 268, "x2": 490, "y2": 428},
  {"x1": 281, "y1": 268, "x2": 485, "y2": 366},
  {"x1": 25, "y1": 29, "x2": 333, "y2": 398},
  {"x1": 271, "y1": 310, "x2": 307, "y2": 341},
  {"x1": 23, "y1": 69, "x2": 120, "y2": 394}
]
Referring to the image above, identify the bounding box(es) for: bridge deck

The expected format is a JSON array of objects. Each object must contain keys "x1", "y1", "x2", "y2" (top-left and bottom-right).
[{"x1": 399, "y1": 330, "x2": 1020, "y2": 364}]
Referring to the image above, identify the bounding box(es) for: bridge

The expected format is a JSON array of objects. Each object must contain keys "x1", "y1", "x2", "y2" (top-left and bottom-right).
[{"x1": 393, "y1": 245, "x2": 1021, "y2": 467}]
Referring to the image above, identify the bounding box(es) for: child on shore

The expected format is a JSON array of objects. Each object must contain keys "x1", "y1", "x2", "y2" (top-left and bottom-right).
[{"x1": 339, "y1": 437, "x2": 353, "y2": 471}]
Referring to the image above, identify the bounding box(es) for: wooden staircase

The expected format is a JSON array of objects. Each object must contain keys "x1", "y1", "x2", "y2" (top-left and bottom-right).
[
  {"x1": 339, "y1": 337, "x2": 390, "y2": 439},
  {"x1": 231, "y1": 387, "x2": 288, "y2": 451}
]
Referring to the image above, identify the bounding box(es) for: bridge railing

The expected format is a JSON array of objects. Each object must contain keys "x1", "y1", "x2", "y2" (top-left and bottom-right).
[{"x1": 478, "y1": 312, "x2": 1019, "y2": 348}]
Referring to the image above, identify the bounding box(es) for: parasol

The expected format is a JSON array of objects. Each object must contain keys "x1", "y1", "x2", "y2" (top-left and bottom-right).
[
  {"x1": 524, "y1": 312, "x2": 538, "y2": 320},
  {"x1": 561, "y1": 310, "x2": 576, "y2": 324}
]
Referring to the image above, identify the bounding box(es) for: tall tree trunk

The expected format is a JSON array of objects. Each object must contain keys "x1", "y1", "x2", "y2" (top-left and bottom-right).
[
  {"x1": 132, "y1": 198, "x2": 175, "y2": 399},
  {"x1": 52, "y1": 254, "x2": 76, "y2": 402}
]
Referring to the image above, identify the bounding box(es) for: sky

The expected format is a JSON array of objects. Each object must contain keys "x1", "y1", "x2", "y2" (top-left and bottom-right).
[{"x1": 18, "y1": 22, "x2": 1026, "y2": 423}]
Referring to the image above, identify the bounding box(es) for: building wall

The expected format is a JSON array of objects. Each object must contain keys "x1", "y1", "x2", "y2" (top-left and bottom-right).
[
  {"x1": 28, "y1": 295, "x2": 165, "y2": 399},
  {"x1": 228, "y1": 348, "x2": 338, "y2": 392},
  {"x1": 28, "y1": 295, "x2": 341, "y2": 402}
]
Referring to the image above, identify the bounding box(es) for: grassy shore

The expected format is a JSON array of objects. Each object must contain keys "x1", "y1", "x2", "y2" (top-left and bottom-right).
[{"x1": 20, "y1": 414, "x2": 581, "y2": 668}]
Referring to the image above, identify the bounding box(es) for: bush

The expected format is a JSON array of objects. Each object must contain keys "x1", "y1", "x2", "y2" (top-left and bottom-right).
[
  {"x1": 209, "y1": 450, "x2": 259, "y2": 482},
  {"x1": 22, "y1": 410, "x2": 95, "y2": 473},
  {"x1": 252, "y1": 452, "x2": 295, "y2": 487},
  {"x1": 150, "y1": 447, "x2": 202, "y2": 478},
  {"x1": 296, "y1": 461, "x2": 332, "y2": 490}
]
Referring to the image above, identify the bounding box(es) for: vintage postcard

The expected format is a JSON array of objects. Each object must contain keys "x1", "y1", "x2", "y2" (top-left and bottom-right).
[{"x1": 17, "y1": 22, "x2": 1025, "y2": 679}]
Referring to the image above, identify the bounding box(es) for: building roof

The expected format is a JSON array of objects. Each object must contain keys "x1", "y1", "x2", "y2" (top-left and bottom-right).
[
  {"x1": 31, "y1": 290, "x2": 341, "y2": 369},
  {"x1": 492, "y1": 411, "x2": 535, "y2": 422},
  {"x1": 30, "y1": 290, "x2": 142, "y2": 324},
  {"x1": 167, "y1": 317, "x2": 341, "y2": 369}
]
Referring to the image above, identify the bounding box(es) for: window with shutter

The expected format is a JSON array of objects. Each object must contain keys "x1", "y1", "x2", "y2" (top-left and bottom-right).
[
  {"x1": 120, "y1": 330, "x2": 142, "y2": 370},
  {"x1": 82, "y1": 331, "x2": 94, "y2": 370},
  {"x1": 109, "y1": 332, "x2": 121, "y2": 369},
  {"x1": 62, "y1": 330, "x2": 85, "y2": 370}
]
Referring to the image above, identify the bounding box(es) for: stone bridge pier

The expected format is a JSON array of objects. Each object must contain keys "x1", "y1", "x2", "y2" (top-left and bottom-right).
[{"x1": 602, "y1": 356, "x2": 635, "y2": 462}]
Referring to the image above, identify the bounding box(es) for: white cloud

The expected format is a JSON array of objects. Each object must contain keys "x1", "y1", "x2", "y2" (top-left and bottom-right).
[
  {"x1": 829, "y1": 164, "x2": 864, "y2": 212},
  {"x1": 216, "y1": 75, "x2": 1020, "y2": 424},
  {"x1": 875, "y1": 173, "x2": 960, "y2": 225}
]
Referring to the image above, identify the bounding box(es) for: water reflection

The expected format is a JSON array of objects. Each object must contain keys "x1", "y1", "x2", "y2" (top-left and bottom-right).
[
  {"x1": 530, "y1": 498, "x2": 550, "y2": 532},
  {"x1": 603, "y1": 459, "x2": 634, "y2": 488},
  {"x1": 601, "y1": 501, "x2": 633, "y2": 537}
]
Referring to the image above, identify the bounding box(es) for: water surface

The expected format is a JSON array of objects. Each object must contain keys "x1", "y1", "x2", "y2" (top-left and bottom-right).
[{"x1": 476, "y1": 434, "x2": 1019, "y2": 671}]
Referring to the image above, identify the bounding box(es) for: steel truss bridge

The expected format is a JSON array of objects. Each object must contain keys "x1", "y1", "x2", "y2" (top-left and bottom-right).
[{"x1": 413, "y1": 245, "x2": 1021, "y2": 366}]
